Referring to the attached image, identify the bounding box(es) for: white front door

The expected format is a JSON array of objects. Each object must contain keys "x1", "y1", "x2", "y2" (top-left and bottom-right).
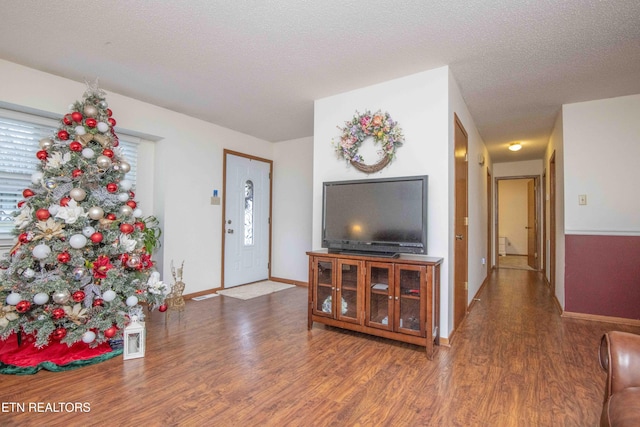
[{"x1": 224, "y1": 152, "x2": 271, "y2": 288}]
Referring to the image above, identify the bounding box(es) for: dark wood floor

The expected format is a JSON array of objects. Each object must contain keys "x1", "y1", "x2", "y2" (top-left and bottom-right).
[{"x1": 2, "y1": 268, "x2": 639, "y2": 426}]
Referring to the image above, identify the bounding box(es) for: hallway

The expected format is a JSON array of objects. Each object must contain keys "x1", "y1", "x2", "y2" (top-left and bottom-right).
[{"x1": 1, "y1": 268, "x2": 639, "y2": 426}]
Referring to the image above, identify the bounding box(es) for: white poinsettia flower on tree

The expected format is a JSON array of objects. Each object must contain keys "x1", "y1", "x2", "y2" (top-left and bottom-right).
[
  {"x1": 14, "y1": 206, "x2": 33, "y2": 229},
  {"x1": 119, "y1": 233, "x2": 138, "y2": 252},
  {"x1": 147, "y1": 271, "x2": 171, "y2": 296},
  {"x1": 45, "y1": 152, "x2": 71, "y2": 169},
  {"x1": 55, "y1": 199, "x2": 87, "y2": 224}
]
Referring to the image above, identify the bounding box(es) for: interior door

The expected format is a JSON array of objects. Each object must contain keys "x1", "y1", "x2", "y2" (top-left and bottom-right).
[
  {"x1": 453, "y1": 114, "x2": 468, "y2": 330},
  {"x1": 527, "y1": 179, "x2": 537, "y2": 269},
  {"x1": 223, "y1": 151, "x2": 271, "y2": 288}
]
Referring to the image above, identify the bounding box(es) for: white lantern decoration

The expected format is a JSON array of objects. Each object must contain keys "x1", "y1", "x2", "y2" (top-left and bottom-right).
[
  {"x1": 32, "y1": 243, "x2": 51, "y2": 259},
  {"x1": 82, "y1": 226, "x2": 96, "y2": 237},
  {"x1": 48, "y1": 204, "x2": 60, "y2": 216},
  {"x1": 33, "y1": 292, "x2": 50, "y2": 305},
  {"x1": 97, "y1": 121, "x2": 110, "y2": 132},
  {"x1": 75, "y1": 125, "x2": 86, "y2": 136},
  {"x1": 31, "y1": 171, "x2": 44, "y2": 185},
  {"x1": 82, "y1": 148, "x2": 95, "y2": 159},
  {"x1": 6, "y1": 292, "x2": 22, "y2": 305},
  {"x1": 102, "y1": 289, "x2": 117, "y2": 302},
  {"x1": 133, "y1": 208, "x2": 143, "y2": 218},
  {"x1": 82, "y1": 330, "x2": 96, "y2": 344},
  {"x1": 117, "y1": 192, "x2": 130, "y2": 202},
  {"x1": 69, "y1": 234, "x2": 88, "y2": 249},
  {"x1": 123, "y1": 316, "x2": 146, "y2": 360},
  {"x1": 125, "y1": 295, "x2": 139, "y2": 307},
  {"x1": 119, "y1": 180, "x2": 133, "y2": 191}
]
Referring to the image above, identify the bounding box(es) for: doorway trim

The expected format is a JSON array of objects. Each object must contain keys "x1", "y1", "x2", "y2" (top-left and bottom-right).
[
  {"x1": 221, "y1": 149, "x2": 273, "y2": 289},
  {"x1": 495, "y1": 175, "x2": 541, "y2": 270}
]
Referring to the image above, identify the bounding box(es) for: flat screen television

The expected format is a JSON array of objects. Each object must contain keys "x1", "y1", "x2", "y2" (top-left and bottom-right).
[{"x1": 322, "y1": 175, "x2": 428, "y2": 257}]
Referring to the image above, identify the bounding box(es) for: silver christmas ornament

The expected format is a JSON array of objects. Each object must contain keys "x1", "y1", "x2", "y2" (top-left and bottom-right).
[
  {"x1": 72, "y1": 267, "x2": 88, "y2": 281},
  {"x1": 126, "y1": 255, "x2": 141, "y2": 268},
  {"x1": 96, "y1": 155, "x2": 112, "y2": 169},
  {"x1": 52, "y1": 289, "x2": 71, "y2": 304},
  {"x1": 119, "y1": 161, "x2": 131, "y2": 174},
  {"x1": 119, "y1": 205, "x2": 133, "y2": 216},
  {"x1": 70, "y1": 187, "x2": 87, "y2": 201},
  {"x1": 83, "y1": 104, "x2": 98, "y2": 117},
  {"x1": 88, "y1": 206, "x2": 104, "y2": 220},
  {"x1": 45, "y1": 179, "x2": 58, "y2": 190},
  {"x1": 39, "y1": 138, "x2": 54, "y2": 150},
  {"x1": 99, "y1": 100, "x2": 108, "y2": 109}
]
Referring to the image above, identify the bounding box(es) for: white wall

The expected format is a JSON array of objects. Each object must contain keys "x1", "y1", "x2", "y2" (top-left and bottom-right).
[
  {"x1": 546, "y1": 112, "x2": 565, "y2": 307},
  {"x1": 271, "y1": 136, "x2": 314, "y2": 282},
  {"x1": 563, "y1": 93, "x2": 640, "y2": 235},
  {"x1": 313, "y1": 66, "x2": 486, "y2": 339},
  {"x1": 0, "y1": 59, "x2": 312, "y2": 295},
  {"x1": 448, "y1": 69, "x2": 490, "y2": 313}
]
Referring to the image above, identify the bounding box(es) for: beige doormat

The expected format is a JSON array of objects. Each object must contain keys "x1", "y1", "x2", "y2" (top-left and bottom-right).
[{"x1": 216, "y1": 281, "x2": 295, "y2": 300}]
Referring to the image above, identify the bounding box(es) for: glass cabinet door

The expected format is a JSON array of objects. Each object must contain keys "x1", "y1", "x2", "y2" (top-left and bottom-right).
[
  {"x1": 366, "y1": 262, "x2": 393, "y2": 331},
  {"x1": 336, "y1": 259, "x2": 362, "y2": 324},
  {"x1": 313, "y1": 258, "x2": 335, "y2": 317},
  {"x1": 395, "y1": 265, "x2": 426, "y2": 336}
]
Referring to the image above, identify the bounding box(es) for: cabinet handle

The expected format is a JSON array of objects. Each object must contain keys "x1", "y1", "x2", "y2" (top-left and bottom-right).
[
  {"x1": 388, "y1": 296, "x2": 393, "y2": 300},
  {"x1": 395, "y1": 296, "x2": 399, "y2": 301},
  {"x1": 336, "y1": 288, "x2": 340, "y2": 292}
]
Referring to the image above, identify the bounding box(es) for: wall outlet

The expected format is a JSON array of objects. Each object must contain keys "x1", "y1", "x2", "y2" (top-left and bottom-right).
[
  {"x1": 210, "y1": 196, "x2": 221, "y2": 205},
  {"x1": 578, "y1": 194, "x2": 587, "y2": 205}
]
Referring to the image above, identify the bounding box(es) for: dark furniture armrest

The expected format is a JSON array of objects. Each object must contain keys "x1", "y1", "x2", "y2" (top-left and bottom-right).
[{"x1": 600, "y1": 331, "x2": 640, "y2": 398}]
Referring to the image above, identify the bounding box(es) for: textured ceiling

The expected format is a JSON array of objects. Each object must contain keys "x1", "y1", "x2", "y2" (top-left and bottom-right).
[{"x1": 1, "y1": 1, "x2": 639, "y2": 163}]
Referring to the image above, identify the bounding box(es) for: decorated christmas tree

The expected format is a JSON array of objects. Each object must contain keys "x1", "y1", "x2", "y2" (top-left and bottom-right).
[{"x1": 0, "y1": 82, "x2": 169, "y2": 349}]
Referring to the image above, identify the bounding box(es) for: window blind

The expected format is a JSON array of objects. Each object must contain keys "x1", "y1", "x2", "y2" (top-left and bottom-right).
[{"x1": 0, "y1": 109, "x2": 138, "y2": 238}]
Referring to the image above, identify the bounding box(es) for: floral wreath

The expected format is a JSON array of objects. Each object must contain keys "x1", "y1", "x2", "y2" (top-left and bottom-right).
[{"x1": 333, "y1": 109, "x2": 404, "y2": 173}]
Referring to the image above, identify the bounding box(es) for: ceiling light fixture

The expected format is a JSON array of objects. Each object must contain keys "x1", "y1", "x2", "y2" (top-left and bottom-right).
[{"x1": 509, "y1": 142, "x2": 522, "y2": 152}]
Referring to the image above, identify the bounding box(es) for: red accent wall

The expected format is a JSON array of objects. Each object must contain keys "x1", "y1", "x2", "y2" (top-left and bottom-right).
[{"x1": 565, "y1": 235, "x2": 640, "y2": 320}]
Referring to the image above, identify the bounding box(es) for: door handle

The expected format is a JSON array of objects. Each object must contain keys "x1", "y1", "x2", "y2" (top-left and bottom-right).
[
  {"x1": 227, "y1": 229, "x2": 234, "y2": 234},
  {"x1": 455, "y1": 234, "x2": 463, "y2": 240}
]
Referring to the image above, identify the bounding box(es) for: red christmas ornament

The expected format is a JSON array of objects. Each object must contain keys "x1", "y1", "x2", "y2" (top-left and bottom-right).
[
  {"x1": 17, "y1": 200, "x2": 26, "y2": 208},
  {"x1": 57, "y1": 130, "x2": 69, "y2": 140},
  {"x1": 69, "y1": 141, "x2": 83, "y2": 152},
  {"x1": 71, "y1": 112, "x2": 83, "y2": 122},
  {"x1": 16, "y1": 300, "x2": 31, "y2": 313},
  {"x1": 106, "y1": 108, "x2": 113, "y2": 117},
  {"x1": 51, "y1": 327, "x2": 67, "y2": 341},
  {"x1": 51, "y1": 308, "x2": 66, "y2": 320},
  {"x1": 126, "y1": 200, "x2": 137, "y2": 209},
  {"x1": 119, "y1": 223, "x2": 134, "y2": 234},
  {"x1": 92, "y1": 299, "x2": 104, "y2": 307},
  {"x1": 90, "y1": 232, "x2": 103, "y2": 243},
  {"x1": 85, "y1": 118, "x2": 97, "y2": 128},
  {"x1": 134, "y1": 221, "x2": 145, "y2": 231},
  {"x1": 36, "y1": 150, "x2": 48, "y2": 160},
  {"x1": 104, "y1": 326, "x2": 118, "y2": 338},
  {"x1": 158, "y1": 303, "x2": 168, "y2": 313},
  {"x1": 57, "y1": 252, "x2": 71, "y2": 263},
  {"x1": 106, "y1": 213, "x2": 116, "y2": 220},
  {"x1": 60, "y1": 197, "x2": 71, "y2": 207},
  {"x1": 18, "y1": 233, "x2": 31, "y2": 243},
  {"x1": 63, "y1": 114, "x2": 73, "y2": 126},
  {"x1": 36, "y1": 208, "x2": 51, "y2": 221},
  {"x1": 102, "y1": 149, "x2": 114, "y2": 158},
  {"x1": 108, "y1": 117, "x2": 116, "y2": 127},
  {"x1": 72, "y1": 168, "x2": 83, "y2": 178},
  {"x1": 22, "y1": 189, "x2": 35, "y2": 198},
  {"x1": 129, "y1": 191, "x2": 135, "y2": 199},
  {"x1": 72, "y1": 290, "x2": 85, "y2": 302},
  {"x1": 106, "y1": 183, "x2": 118, "y2": 193}
]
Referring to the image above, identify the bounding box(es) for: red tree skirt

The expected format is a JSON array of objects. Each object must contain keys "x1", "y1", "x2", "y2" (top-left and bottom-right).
[{"x1": 0, "y1": 333, "x2": 122, "y2": 375}]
